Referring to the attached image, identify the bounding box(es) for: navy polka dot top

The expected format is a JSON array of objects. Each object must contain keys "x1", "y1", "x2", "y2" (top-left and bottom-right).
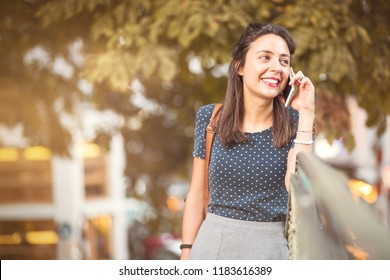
[{"x1": 193, "y1": 104, "x2": 298, "y2": 222}]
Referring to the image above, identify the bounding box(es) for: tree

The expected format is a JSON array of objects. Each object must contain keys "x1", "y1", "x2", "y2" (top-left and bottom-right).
[{"x1": 1, "y1": 0, "x2": 390, "y2": 233}]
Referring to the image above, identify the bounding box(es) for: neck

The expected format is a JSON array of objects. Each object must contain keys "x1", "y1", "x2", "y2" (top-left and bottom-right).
[{"x1": 242, "y1": 98, "x2": 274, "y2": 133}]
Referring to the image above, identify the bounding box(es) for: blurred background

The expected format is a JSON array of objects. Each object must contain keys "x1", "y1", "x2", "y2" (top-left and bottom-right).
[{"x1": 0, "y1": 0, "x2": 389, "y2": 260}]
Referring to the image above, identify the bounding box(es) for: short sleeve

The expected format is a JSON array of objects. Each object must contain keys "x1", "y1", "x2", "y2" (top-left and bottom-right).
[
  {"x1": 288, "y1": 107, "x2": 300, "y2": 148},
  {"x1": 192, "y1": 104, "x2": 214, "y2": 159},
  {"x1": 289, "y1": 106, "x2": 299, "y2": 128}
]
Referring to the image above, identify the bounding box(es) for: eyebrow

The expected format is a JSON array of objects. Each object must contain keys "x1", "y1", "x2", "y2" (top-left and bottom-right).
[{"x1": 256, "y1": 50, "x2": 290, "y2": 58}]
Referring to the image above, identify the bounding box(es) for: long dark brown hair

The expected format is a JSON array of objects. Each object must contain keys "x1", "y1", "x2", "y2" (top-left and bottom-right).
[{"x1": 217, "y1": 23, "x2": 296, "y2": 148}]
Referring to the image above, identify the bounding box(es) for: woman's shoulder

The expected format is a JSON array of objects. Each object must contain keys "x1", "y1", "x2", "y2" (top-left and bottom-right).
[
  {"x1": 195, "y1": 103, "x2": 218, "y2": 119},
  {"x1": 197, "y1": 103, "x2": 216, "y2": 114}
]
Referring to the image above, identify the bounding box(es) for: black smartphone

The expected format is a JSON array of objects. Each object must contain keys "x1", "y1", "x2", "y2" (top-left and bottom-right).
[
  {"x1": 282, "y1": 76, "x2": 291, "y2": 102},
  {"x1": 283, "y1": 69, "x2": 298, "y2": 107}
]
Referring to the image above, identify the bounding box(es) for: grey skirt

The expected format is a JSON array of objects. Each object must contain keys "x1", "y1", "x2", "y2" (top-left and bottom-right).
[{"x1": 189, "y1": 212, "x2": 289, "y2": 260}]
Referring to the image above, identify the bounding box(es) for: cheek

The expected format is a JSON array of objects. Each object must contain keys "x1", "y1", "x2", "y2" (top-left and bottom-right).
[
  {"x1": 281, "y1": 68, "x2": 289, "y2": 84},
  {"x1": 244, "y1": 63, "x2": 265, "y2": 77}
]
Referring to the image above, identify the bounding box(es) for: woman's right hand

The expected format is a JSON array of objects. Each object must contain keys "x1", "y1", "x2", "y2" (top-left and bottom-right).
[{"x1": 180, "y1": 157, "x2": 206, "y2": 260}]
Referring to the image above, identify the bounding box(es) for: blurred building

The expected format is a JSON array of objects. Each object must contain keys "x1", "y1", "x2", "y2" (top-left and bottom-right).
[{"x1": 0, "y1": 134, "x2": 130, "y2": 259}]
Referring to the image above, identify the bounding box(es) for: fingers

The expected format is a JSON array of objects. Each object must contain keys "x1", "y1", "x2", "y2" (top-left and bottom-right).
[{"x1": 289, "y1": 69, "x2": 306, "y2": 86}]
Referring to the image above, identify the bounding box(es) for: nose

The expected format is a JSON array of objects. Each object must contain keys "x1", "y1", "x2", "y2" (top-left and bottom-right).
[{"x1": 269, "y1": 58, "x2": 282, "y2": 73}]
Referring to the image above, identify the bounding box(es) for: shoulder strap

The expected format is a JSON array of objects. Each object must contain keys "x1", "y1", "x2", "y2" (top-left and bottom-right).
[{"x1": 204, "y1": 103, "x2": 223, "y2": 217}]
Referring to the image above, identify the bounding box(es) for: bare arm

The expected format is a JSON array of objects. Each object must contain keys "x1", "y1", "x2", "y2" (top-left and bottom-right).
[
  {"x1": 285, "y1": 71, "x2": 316, "y2": 190},
  {"x1": 180, "y1": 157, "x2": 206, "y2": 260},
  {"x1": 285, "y1": 110, "x2": 315, "y2": 189}
]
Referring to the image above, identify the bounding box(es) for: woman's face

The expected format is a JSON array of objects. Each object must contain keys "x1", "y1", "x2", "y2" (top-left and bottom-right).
[{"x1": 238, "y1": 33, "x2": 290, "y2": 100}]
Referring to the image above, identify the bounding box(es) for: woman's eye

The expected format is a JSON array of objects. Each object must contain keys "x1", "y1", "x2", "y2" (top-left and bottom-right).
[
  {"x1": 280, "y1": 59, "x2": 289, "y2": 66},
  {"x1": 259, "y1": 55, "x2": 270, "y2": 61}
]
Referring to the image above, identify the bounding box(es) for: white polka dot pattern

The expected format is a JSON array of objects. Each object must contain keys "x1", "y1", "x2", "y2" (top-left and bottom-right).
[{"x1": 193, "y1": 104, "x2": 299, "y2": 222}]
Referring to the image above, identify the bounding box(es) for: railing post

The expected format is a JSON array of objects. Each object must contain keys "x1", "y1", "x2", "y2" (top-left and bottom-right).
[{"x1": 286, "y1": 152, "x2": 390, "y2": 259}]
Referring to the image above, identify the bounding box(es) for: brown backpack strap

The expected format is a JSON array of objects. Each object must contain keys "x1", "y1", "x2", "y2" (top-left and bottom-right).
[{"x1": 204, "y1": 103, "x2": 223, "y2": 218}]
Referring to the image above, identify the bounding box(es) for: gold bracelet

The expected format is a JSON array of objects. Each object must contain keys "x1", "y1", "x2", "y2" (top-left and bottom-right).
[{"x1": 297, "y1": 119, "x2": 317, "y2": 135}]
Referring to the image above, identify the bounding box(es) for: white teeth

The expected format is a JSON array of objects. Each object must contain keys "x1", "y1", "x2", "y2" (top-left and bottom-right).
[{"x1": 263, "y1": 78, "x2": 279, "y2": 84}]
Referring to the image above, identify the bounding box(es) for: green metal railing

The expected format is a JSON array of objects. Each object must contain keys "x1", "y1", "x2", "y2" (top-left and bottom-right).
[{"x1": 286, "y1": 152, "x2": 390, "y2": 259}]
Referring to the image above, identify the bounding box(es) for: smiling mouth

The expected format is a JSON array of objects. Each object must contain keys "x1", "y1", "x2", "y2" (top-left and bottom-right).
[{"x1": 261, "y1": 78, "x2": 280, "y2": 87}]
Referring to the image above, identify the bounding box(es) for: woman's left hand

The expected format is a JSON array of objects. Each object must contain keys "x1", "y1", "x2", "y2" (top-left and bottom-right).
[{"x1": 289, "y1": 69, "x2": 315, "y2": 114}]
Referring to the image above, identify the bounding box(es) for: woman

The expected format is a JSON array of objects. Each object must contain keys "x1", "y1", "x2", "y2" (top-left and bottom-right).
[{"x1": 180, "y1": 23, "x2": 315, "y2": 260}]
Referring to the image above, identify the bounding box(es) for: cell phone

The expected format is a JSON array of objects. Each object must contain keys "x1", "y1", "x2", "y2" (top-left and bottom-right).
[
  {"x1": 283, "y1": 69, "x2": 297, "y2": 107},
  {"x1": 282, "y1": 76, "x2": 292, "y2": 102}
]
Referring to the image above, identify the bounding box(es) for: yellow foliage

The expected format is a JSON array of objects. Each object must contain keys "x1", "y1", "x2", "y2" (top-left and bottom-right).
[
  {"x1": 3, "y1": 0, "x2": 389, "y2": 154},
  {"x1": 91, "y1": 14, "x2": 115, "y2": 41}
]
